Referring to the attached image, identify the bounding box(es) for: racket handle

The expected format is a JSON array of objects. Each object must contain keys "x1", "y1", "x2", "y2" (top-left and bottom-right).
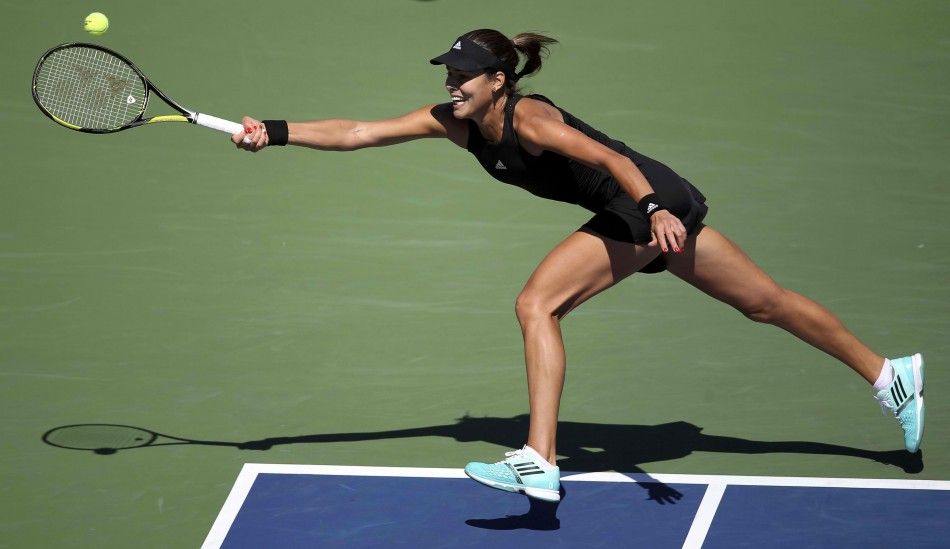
[{"x1": 194, "y1": 113, "x2": 252, "y2": 144}]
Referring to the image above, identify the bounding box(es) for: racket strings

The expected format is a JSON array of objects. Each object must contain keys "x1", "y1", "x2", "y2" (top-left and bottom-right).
[{"x1": 34, "y1": 46, "x2": 147, "y2": 130}]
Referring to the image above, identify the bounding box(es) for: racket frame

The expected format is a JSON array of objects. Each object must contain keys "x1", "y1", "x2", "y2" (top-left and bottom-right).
[{"x1": 31, "y1": 42, "x2": 242, "y2": 136}]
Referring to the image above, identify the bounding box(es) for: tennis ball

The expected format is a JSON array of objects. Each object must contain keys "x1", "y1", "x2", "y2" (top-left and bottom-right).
[{"x1": 84, "y1": 12, "x2": 109, "y2": 36}]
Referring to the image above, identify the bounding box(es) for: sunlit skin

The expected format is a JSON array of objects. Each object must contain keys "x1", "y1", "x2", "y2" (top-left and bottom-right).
[
  {"x1": 233, "y1": 63, "x2": 886, "y2": 467},
  {"x1": 444, "y1": 67, "x2": 503, "y2": 127}
]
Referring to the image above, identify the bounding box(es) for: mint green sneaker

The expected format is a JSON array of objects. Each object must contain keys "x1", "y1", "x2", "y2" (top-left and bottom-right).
[
  {"x1": 875, "y1": 353, "x2": 925, "y2": 453},
  {"x1": 464, "y1": 445, "x2": 561, "y2": 502}
]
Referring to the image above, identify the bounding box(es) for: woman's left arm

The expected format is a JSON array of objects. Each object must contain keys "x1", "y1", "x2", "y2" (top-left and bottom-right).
[{"x1": 515, "y1": 103, "x2": 686, "y2": 253}]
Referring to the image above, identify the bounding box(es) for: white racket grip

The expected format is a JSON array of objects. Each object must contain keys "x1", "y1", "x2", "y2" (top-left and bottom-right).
[{"x1": 194, "y1": 112, "x2": 251, "y2": 143}]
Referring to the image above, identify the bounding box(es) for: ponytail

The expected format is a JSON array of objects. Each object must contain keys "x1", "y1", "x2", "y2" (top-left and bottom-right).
[
  {"x1": 461, "y1": 29, "x2": 558, "y2": 93},
  {"x1": 511, "y1": 33, "x2": 559, "y2": 83}
]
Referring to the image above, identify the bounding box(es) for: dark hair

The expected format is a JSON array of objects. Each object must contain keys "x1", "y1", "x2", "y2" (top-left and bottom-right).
[{"x1": 462, "y1": 29, "x2": 558, "y2": 94}]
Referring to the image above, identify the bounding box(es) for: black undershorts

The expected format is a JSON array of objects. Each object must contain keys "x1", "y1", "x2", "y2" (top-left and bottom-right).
[{"x1": 580, "y1": 158, "x2": 708, "y2": 274}]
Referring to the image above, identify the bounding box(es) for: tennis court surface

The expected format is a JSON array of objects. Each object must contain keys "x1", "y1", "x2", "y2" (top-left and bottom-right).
[
  {"x1": 5, "y1": 1, "x2": 947, "y2": 547},
  {"x1": 204, "y1": 464, "x2": 950, "y2": 548}
]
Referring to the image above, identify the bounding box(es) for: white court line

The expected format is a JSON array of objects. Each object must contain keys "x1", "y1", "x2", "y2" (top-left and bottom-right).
[
  {"x1": 201, "y1": 464, "x2": 261, "y2": 549},
  {"x1": 239, "y1": 463, "x2": 469, "y2": 479},
  {"x1": 202, "y1": 464, "x2": 950, "y2": 549},
  {"x1": 559, "y1": 471, "x2": 950, "y2": 491},
  {"x1": 681, "y1": 482, "x2": 727, "y2": 549}
]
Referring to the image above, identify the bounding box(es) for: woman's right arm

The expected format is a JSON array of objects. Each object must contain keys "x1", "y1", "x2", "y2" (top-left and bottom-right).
[{"x1": 232, "y1": 103, "x2": 467, "y2": 152}]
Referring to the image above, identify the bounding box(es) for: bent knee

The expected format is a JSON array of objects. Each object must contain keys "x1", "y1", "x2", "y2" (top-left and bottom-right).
[
  {"x1": 515, "y1": 292, "x2": 545, "y2": 324},
  {"x1": 515, "y1": 291, "x2": 563, "y2": 324},
  {"x1": 740, "y1": 287, "x2": 788, "y2": 324}
]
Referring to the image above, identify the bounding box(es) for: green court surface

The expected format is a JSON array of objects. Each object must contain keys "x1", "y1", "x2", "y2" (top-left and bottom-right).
[{"x1": 2, "y1": 1, "x2": 948, "y2": 546}]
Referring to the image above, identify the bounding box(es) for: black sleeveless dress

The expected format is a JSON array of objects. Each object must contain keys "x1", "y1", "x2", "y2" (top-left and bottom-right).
[{"x1": 465, "y1": 94, "x2": 708, "y2": 273}]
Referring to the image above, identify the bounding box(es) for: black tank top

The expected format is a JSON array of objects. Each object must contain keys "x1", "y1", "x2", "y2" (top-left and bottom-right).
[{"x1": 465, "y1": 94, "x2": 652, "y2": 212}]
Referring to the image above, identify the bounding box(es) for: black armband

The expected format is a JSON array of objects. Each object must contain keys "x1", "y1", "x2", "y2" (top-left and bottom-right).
[
  {"x1": 637, "y1": 193, "x2": 667, "y2": 218},
  {"x1": 262, "y1": 120, "x2": 289, "y2": 146}
]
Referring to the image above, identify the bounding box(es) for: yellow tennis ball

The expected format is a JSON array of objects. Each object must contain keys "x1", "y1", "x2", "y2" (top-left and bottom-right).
[{"x1": 84, "y1": 12, "x2": 109, "y2": 36}]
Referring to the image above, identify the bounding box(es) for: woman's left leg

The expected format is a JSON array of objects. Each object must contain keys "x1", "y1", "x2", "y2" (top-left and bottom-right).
[
  {"x1": 664, "y1": 225, "x2": 925, "y2": 453},
  {"x1": 664, "y1": 225, "x2": 885, "y2": 382}
]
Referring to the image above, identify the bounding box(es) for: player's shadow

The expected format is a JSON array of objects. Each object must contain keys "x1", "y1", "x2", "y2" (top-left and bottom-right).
[
  {"x1": 433, "y1": 415, "x2": 924, "y2": 530},
  {"x1": 230, "y1": 414, "x2": 924, "y2": 474},
  {"x1": 45, "y1": 416, "x2": 923, "y2": 470},
  {"x1": 42, "y1": 415, "x2": 925, "y2": 476},
  {"x1": 465, "y1": 491, "x2": 564, "y2": 531},
  {"x1": 42, "y1": 414, "x2": 923, "y2": 530}
]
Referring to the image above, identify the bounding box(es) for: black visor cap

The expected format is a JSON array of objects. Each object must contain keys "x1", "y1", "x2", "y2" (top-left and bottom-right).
[{"x1": 430, "y1": 36, "x2": 515, "y2": 74}]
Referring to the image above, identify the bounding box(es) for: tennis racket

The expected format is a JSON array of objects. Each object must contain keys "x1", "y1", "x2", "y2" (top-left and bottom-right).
[{"x1": 32, "y1": 42, "x2": 249, "y2": 141}]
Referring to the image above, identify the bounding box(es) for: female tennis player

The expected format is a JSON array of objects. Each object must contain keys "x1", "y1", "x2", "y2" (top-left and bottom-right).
[{"x1": 233, "y1": 29, "x2": 924, "y2": 502}]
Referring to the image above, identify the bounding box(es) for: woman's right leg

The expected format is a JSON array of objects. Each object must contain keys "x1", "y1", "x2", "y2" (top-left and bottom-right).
[
  {"x1": 515, "y1": 230, "x2": 662, "y2": 465},
  {"x1": 464, "y1": 229, "x2": 661, "y2": 501}
]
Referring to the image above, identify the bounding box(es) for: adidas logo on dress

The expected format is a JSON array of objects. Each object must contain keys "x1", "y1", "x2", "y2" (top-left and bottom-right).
[{"x1": 495, "y1": 160, "x2": 507, "y2": 170}]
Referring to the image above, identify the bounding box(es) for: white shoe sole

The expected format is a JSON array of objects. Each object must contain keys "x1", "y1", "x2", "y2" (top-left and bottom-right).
[
  {"x1": 524, "y1": 486, "x2": 561, "y2": 502},
  {"x1": 465, "y1": 471, "x2": 561, "y2": 502},
  {"x1": 910, "y1": 353, "x2": 924, "y2": 450}
]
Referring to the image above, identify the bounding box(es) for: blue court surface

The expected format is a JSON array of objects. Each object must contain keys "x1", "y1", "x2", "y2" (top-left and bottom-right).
[{"x1": 203, "y1": 464, "x2": 950, "y2": 548}]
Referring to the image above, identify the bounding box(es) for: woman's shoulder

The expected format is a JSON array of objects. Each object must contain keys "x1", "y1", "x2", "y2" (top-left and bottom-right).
[
  {"x1": 512, "y1": 94, "x2": 565, "y2": 130},
  {"x1": 514, "y1": 94, "x2": 558, "y2": 110}
]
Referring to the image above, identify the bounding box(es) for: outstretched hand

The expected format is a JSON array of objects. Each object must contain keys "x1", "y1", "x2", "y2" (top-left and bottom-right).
[
  {"x1": 232, "y1": 116, "x2": 269, "y2": 152},
  {"x1": 647, "y1": 210, "x2": 687, "y2": 253}
]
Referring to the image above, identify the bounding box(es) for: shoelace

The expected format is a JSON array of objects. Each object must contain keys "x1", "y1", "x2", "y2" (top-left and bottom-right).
[
  {"x1": 878, "y1": 400, "x2": 906, "y2": 426},
  {"x1": 504, "y1": 449, "x2": 524, "y2": 459},
  {"x1": 878, "y1": 400, "x2": 892, "y2": 415}
]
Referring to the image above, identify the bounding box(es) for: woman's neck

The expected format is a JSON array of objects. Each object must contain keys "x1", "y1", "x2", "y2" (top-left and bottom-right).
[{"x1": 475, "y1": 93, "x2": 509, "y2": 144}]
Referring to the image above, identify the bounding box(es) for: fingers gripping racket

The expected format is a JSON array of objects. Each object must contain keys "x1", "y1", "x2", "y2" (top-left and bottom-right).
[{"x1": 32, "y1": 43, "x2": 248, "y2": 141}]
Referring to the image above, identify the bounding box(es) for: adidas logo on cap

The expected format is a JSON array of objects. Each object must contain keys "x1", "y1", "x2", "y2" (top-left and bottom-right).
[
  {"x1": 495, "y1": 160, "x2": 507, "y2": 170},
  {"x1": 452, "y1": 41, "x2": 462, "y2": 50}
]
